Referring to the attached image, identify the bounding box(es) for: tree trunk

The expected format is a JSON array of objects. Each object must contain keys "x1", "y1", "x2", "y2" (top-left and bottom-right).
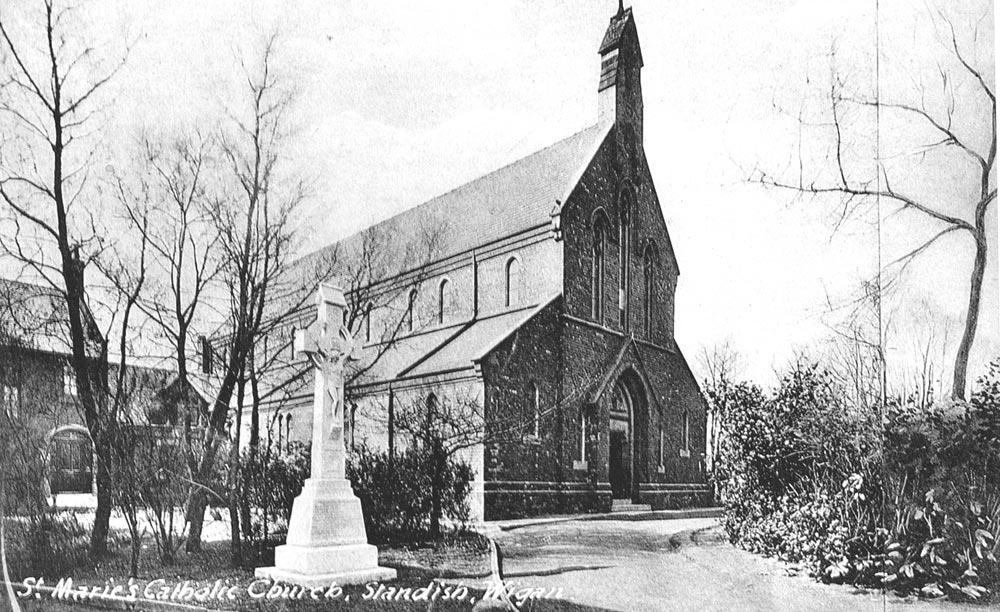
[
  {"x1": 89, "y1": 453, "x2": 113, "y2": 557},
  {"x1": 952, "y1": 231, "x2": 988, "y2": 400},
  {"x1": 241, "y1": 361, "x2": 258, "y2": 542},
  {"x1": 229, "y1": 375, "x2": 246, "y2": 566},
  {"x1": 185, "y1": 495, "x2": 208, "y2": 553},
  {"x1": 129, "y1": 521, "x2": 140, "y2": 578},
  {"x1": 187, "y1": 370, "x2": 239, "y2": 552}
]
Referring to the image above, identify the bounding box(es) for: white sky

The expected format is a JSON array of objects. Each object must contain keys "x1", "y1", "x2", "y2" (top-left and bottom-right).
[{"x1": 4, "y1": 0, "x2": 997, "y2": 390}]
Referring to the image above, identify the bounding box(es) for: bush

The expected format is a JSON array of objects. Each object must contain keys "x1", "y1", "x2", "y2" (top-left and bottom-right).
[
  {"x1": 713, "y1": 358, "x2": 1000, "y2": 602},
  {"x1": 4, "y1": 511, "x2": 92, "y2": 580},
  {"x1": 347, "y1": 444, "x2": 473, "y2": 542},
  {"x1": 238, "y1": 441, "x2": 310, "y2": 545}
]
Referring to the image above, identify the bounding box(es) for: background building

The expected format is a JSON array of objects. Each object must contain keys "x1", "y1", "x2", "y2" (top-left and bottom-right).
[{"x1": 0, "y1": 278, "x2": 207, "y2": 505}]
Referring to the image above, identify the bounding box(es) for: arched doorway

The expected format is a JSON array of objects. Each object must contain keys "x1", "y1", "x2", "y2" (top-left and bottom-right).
[
  {"x1": 47, "y1": 426, "x2": 94, "y2": 495},
  {"x1": 609, "y1": 370, "x2": 648, "y2": 502}
]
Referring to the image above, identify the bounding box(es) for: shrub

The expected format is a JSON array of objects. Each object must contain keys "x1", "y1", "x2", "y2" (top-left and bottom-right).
[
  {"x1": 714, "y1": 358, "x2": 1000, "y2": 602},
  {"x1": 347, "y1": 444, "x2": 473, "y2": 542},
  {"x1": 4, "y1": 512, "x2": 91, "y2": 580},
  {"x1": 238, "y1": 441, "x2": 310, "y2": 545}
]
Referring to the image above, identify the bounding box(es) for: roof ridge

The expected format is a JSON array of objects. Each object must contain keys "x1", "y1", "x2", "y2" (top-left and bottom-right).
[
  {"x1": 295, "y1": 123, "x2": 601, "y2": 264},
  {"x1": 409, "y1": 123, "x2": 601, "y2": 209}
]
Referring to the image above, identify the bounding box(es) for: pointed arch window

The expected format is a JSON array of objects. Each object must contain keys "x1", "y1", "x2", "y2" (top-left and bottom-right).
[
  {"x1": 346, "y1": 404, "x2": 356, "y2": 450},
  {"x1": 406, "y1": 289, "x2": 418, "y2": 332},
  {"x1": 592, "y1": 216, "x2": 606, "y2": 321},
  {"x1": 529, "y1": 381, "x2": 540, "y2": 438},
  {"x1": 658, "y1": 419, "x2": 665, "y2": 468},
  {"x1": 579, "y1": 411, "x2": 588, "y2": 462},
  {"x1": 643, "y1": 244, "x2": 656, "y2": 338},
  {"x1": 364, "y1": 301, "x2": 373, "y2": 342},
  {"x1": 683, "y1": 410, "x2": 690, "y2": 451},
  {"x1": 438, "y1": 278, "x2": 451, "y2": 324},
  {"x1": 619, "y1": 191, "x2": 632, "y2": 331},
  {"x1": 505, "y1": 257, "x2": 521, "y2": 308},
  {"x1": 285, "y1": 415, "x2": 293, "y2": 453}
]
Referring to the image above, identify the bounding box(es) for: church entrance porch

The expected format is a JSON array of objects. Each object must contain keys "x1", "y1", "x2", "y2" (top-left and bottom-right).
[
  {"x1": 609, "y1": 371, "x2": 646, "y2": 504},
  {"x1": 609, "y1": 420, "x2": 630, "y2": 500}
]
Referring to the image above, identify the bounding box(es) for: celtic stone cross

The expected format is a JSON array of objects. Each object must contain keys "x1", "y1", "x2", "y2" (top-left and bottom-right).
[{"x1": 294, "y1": 282, "x2": 360, "y2": 479}]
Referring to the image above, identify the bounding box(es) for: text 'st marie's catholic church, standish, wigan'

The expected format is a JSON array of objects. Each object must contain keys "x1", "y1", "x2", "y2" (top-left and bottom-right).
[{"x1": 245, "y1": 5, "x2": 710, "y2": 520}]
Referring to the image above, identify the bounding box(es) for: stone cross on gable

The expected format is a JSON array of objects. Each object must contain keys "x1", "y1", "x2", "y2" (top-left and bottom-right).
[{"x1": 294, "y1": 282, "x2": 360, "y2": 479}]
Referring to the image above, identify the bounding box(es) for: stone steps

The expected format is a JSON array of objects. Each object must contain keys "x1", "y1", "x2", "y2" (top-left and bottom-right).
[{"x1": 611, "y1": 500, "x2": 652, "y2": 513}]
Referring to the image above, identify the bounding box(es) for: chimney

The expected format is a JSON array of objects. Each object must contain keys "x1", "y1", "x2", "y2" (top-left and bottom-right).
[{"x1": 597, "y1": 4, "x2": 644, "y2": 142}]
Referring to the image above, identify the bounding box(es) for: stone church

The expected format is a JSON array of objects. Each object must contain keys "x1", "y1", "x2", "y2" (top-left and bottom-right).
[{"x1": 257, "y1": 5, "x2": 709, "y2": 520}]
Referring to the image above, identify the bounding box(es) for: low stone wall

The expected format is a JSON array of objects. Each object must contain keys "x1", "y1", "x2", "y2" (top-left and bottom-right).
[
  {"x1": 638, "y1": 483, "x2": 713, "y2": 510},
  {"x1": 483, "y1": 480, "x2": 611, "y2": 520},
  {"x1": 484, "y1": 480, "x2": 712, "y2": 519}
]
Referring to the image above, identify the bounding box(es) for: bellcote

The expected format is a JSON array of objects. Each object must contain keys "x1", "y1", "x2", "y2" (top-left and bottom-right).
[{"x1": 597, "y1": 4, "x2": 643, "y2": 143}]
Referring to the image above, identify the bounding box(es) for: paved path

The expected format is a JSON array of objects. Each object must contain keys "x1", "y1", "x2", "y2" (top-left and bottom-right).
[{"x1": 494, "y1": 518, "x2": 984, "y2": 612}]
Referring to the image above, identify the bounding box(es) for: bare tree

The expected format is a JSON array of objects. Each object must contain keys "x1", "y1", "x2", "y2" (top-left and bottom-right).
[
  {"x1": 818, "y1": 281, "x2": 887, "y2": 413},
  {"x1": 114, "y1": 133, "x2": 222, "y2": 396},
  {"x1": 184, "y1": 34, "x2": 313, "y2": 558},
  {"x1": 109, "y1": 131, "x2": 223, "y2": 500},
  {"x1": 752, "y1": 5, "x2": 995, "y2": 400},
  {"x1": 0, "y1": 0, "x2": 129, "y2": 556},
  {"x1": 698, "y1": 340, "x2": 746, "y2": 473}
]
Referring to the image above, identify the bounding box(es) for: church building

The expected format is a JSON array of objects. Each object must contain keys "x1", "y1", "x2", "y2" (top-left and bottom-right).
[{"x1": 259, "y1": 5, "x2": 710, "y2": 520}]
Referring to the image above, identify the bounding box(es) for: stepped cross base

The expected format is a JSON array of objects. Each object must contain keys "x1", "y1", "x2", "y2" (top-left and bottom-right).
[{"x1": 255, "y1": 477, "x2": 397, "y2": 587}]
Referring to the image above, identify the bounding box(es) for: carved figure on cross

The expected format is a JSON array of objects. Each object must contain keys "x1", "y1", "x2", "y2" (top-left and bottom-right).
[{"x1": 296, "y1": 283, "x2": 360, "y2": 429}]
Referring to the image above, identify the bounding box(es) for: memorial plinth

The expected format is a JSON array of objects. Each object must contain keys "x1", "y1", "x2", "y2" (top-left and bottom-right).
[{"x1": 256, "y1": 283, "x2": 396, "y2": 587}]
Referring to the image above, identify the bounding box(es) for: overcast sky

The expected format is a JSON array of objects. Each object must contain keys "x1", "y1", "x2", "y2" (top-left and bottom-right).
[{"x1": 5, "y1": 0, "x2": 997, "y2": 389}]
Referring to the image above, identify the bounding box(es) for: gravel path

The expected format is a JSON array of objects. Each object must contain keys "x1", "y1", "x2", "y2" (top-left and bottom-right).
[{"x1": 493, "y1": 518, "x2": 984, "y2": 612}]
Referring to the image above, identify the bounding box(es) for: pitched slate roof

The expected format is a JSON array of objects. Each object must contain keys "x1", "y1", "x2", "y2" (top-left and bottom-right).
[
  {"x1": 0, "y1": 277, "x2": 174, "y2": 370},
  {"x1": 0, "y1": 278, "x2": 71, "y2": 354},
  {"x1": 401, "y1": 297, "x2": 557, "y2": 379},
  {"x1": 296, "y1": 123, "x2": 610, "y2": 274},
  {"x1": 341, "y1": 296, "x2": 557, "y2": 387}
]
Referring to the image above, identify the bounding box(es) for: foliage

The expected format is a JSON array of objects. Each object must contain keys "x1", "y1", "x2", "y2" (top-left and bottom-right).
[
  {"x1": 3, "y1": 512, "x2": 96, "y2": 579},
  {"x1": 109, "y1": 423, "x2": 193, "y2": 570},
  {"x1": 237, "y1": 441, "x2": 310, "y2": 547},
  {"x1": 713, "y1": 358, "x2": 1000, "y2": 602},
  {"x1": 347, "y1": 444, "x2": 473, "y2": 543}
]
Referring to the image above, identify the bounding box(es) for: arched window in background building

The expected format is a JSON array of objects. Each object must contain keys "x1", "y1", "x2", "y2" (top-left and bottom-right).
[
  {"x1": 592, "y1": 216, "x2": 606, "y2": 321},
  {"x1": 346, "y1": 404, "x2": 356, "y2": 450},
  {"x1": 438, "y1": 278, "x2": 451, "y2": 324},
  {"x1": 529, "y1": 381, "x2": 540, "y2": 438},
  {"x1": 619, "y1": 191, "x2": 632, "y2": 331},
  {"x1": 505, "y1": 257, "x2": 521, "y2": 308},
  {"x1": 643, "y1": 244, "x2": 656, "y2": 338},
  {"x1": 658, "y1": 419, "x2": 665, "y2": 468},
  {"x1": 364, "y1": 301, "x2": 373, "y2": 342},
  {"x1": 683, "y1": 410, "x2": 690, "y2": 451},
  {"x1": 406, "y1": 289, "x2": 418, "y2": 332}
]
